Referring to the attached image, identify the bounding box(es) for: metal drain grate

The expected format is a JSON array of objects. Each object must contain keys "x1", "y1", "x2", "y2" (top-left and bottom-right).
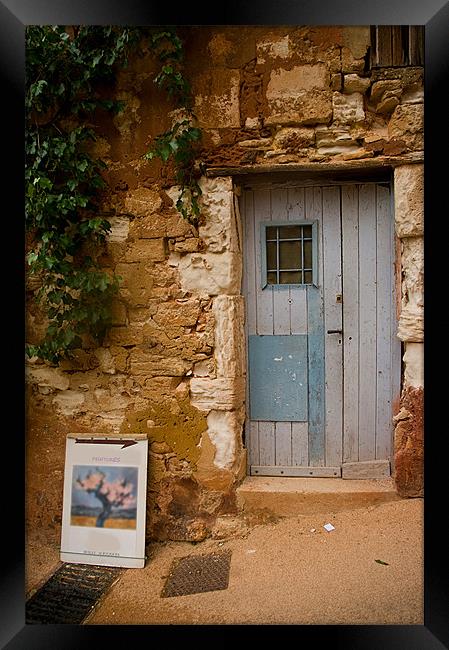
[
  {"x1": 161, "y1": 550, "x2": 232, "y2": 598},
  {"x1": 26, "y1": 563, "x2": 122, "y2": 624}
]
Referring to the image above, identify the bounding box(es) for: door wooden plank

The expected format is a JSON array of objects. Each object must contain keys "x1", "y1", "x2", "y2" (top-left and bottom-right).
[
  {"x1": 375, "y1": 184, "x2": 393, "y2": 460},
  {"x1": 358, "y1": 184, "x2": 377, "y2": 461},
  {"x1": 342, "y1": 185, "x2": 359, "y2": 463},
  {"x1": 288, "y1": 187, "x2": 307, "y2": 335},
  {"x1": 292, "y1": 421, "x2": 309, "y2": 466},
  {"x1": 254, "y1": 189, "x2": 273, "y2": 335},
  {"x1": 275, "y1": 422, "x2": 292, "y2": 466},
  {"x1": 258, "y1": 421, "x2": 275, "y2": 466},
  {"x1": 271, "y1": 188, "x2": 291, "y2": 335},
  {"x1": 251, "y1": 465, "x2": 341, "y2": 478},
  {"x1": 244, "y1": 190, "x2": 257, "y2": 336},
  {"x1": 307, "y1": 286, "x2": 325, "y2": 467},
  {"x1": 342, "y1": 459, "x2": 390, "y2": 479},
  {"x1": 322, "y1": 186, "x2": 343, "y2": 467},
  {"x1": 249, "y1": 421, "x2": 260, "y2": 467},
  {"x1": 305, "y1": 186, "x2": 325, "y2": 467}
]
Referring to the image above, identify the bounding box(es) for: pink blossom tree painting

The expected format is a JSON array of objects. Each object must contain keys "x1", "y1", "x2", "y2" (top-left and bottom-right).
[{"x1": 72, "y1": 466, "x2": 138, "y2": 528}]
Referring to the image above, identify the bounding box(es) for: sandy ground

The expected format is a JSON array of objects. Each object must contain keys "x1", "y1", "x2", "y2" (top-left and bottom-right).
[
  {"x1": 70, "y1": 498, "x2": 423, "y2": 626},
  {"x1": 25, "y1": 499, "x2": 423, "y2": 625}
]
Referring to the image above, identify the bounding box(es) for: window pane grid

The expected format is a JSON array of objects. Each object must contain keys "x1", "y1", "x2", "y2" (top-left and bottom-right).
[{"x1": 265, "y1": 224, "x2": 314, "y2": 286}]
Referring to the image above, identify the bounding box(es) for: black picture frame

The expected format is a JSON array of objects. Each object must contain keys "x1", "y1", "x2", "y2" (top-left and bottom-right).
[{"x1": 4, "y1": 0, "x2": 447, "y2": 646}]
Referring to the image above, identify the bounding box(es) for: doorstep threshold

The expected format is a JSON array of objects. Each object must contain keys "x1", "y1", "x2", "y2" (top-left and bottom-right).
[{"x1": 236, "y1": 476, "x2": 400, "y2": 517}]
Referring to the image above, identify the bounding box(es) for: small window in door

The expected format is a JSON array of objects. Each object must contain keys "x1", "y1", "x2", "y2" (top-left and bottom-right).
[{"x1": 261, "y1": 221, "x2": 318, "y2": 288}]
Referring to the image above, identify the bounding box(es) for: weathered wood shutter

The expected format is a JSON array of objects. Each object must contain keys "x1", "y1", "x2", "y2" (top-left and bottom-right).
[{"x1": 370, "y1": 26, "x2": 424, "y2": 67}]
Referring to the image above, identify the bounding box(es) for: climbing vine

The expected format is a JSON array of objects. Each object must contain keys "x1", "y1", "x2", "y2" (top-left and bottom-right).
[
  {"x1": 26, "y1": 26, "x2": 202, "y2": 363},
  {"x1": 143, "y1": 30, "x2": 204, "y2": 226},
  {"x1": 25, "y1": 26, "x2": 140, "y2": 363}
]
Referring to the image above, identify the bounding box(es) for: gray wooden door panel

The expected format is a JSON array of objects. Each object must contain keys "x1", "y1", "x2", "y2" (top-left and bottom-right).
[
  {"x1": 242, "y1": 181, "x2": 399, "y2": 477},
  {"x1": 358, "y1": 184, "x2": 378, "y2": 461}
]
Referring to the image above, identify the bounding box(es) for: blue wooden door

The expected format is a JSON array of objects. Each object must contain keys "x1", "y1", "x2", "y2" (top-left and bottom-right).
[{"x1": 242, "y1": 182, "x2": 400, "y2": 478}]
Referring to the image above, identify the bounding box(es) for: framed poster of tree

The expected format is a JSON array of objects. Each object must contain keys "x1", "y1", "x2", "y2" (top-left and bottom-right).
[{"x1": 60, "y1": 433, "x2": 148, "y2": 568}]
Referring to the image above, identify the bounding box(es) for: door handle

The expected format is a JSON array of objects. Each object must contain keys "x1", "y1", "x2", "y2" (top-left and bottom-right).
[{"x1": 327, "y1": 329, "x2": 343, "y2": 334}]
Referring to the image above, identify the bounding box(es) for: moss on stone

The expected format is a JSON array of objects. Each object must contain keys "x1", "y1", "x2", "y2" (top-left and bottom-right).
[{"x1": 120, "y1": 397, "x2": 207, "y2": 465}]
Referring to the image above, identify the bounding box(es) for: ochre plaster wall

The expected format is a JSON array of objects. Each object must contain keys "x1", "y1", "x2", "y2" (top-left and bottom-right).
[{"x1": 26, "y1": 26, "x2": 424, "y2": 544}]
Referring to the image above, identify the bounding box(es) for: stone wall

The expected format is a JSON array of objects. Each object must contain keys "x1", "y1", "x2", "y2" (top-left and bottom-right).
[
  {"x1": 25, "y1": 26, "x2": 424, "y2": 543},
  {"x1": 393, "y1": 164, "x2": 424, "y2": 497}
]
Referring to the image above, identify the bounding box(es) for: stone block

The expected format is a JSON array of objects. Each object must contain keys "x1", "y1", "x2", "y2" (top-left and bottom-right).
[
  {"x1": 193, "y1": 69, "x2": 240, "y2": 129},
  {"x1": 111, "y1": 300, "x2": 127, "y2": 326},
  {"x1": 343, "y1": 74, "x2": 370, "y2": 94},
  {"x1": 403, "y1": 342, "x2": 424, "y2": 389},
  {"x1": 93, "y1": 348, "x2": 116, "y2": 374},
  {"x1": 129, "y1": 214, "x2": 167, "y2": 239},
  {"x1": 198, "y1": 177, "x2": 239, "y2": 254},
  {"x1": 342, "y1": 26, "x2": 370, "y2": 60},
  {"x1": 129, "y1": 348, "x2": 192, "y2": 377},
  {"x1": 370, "y1": 80, "x2": 402, "y2": 105},
  {"x1": 394, "y1": 165, "x2": 423, "y2": 237},
  {"x1": 272, "y1": 127, "x2": 315, "y2": 150},
  {"x1": 315, "y1": 126, "x2": 360, "y2": 155},
  {"x1": 213, "y1": 295, "x2": 246, "y2": 377},
  {"x1": 206, "y1": 409, "x2": 244, "y2": 469},
  {"x1": 332, "y1": 92, "x2": 365, "y2": 125},
  {"x1": 106, "y1": 215, "x2": 130, "y2": 243},
  {"x1": 256, "y1": 35, "x2": 291, "y2": 62},
  {"x1": 106, "y1": 325, "x2": 144, "y2": 347},
  {"x1": 388, "y1": 104, "x2": 424, "y2": 149},
  {"x1": 52, "y1": 391, "x2": 85, "y2": 416},
  {"x1": 190, "y1": 377, "x2": 245, "y2": 411},
  {"x1": 124, "y1": 187, "x2": 162, "y2": 217},
  {"x1": 153, "y1": 300, "x2": 201, "y2": 328},
  {"x1": 124, "y1": 239, "x2": 166, "y2": 263},
  {"x1": 265, "y1": 67, "x2": 332, "y2": 126},
  {"x1": 394, "y1": 386, "x2": 423, "y2": 497},
  {"x1": 177, "y1": 252, "x2": 242, "y2": 297},
  {"x1": 397, "y1": 235, "x2": 423, "y2": 342},
  {"x1": 26, "y1": 366, "x2": 70, "y2": 391},
  {"x1": 116, "y1": 263, "x2": 154, "y2": 306}
]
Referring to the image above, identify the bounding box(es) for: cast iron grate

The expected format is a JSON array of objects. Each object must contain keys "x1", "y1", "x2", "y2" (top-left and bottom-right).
[
  {"x1": 161, "y1": 550, "x2": 232, "y2": 598},
  {"x1": 26, "y1": 563, "x2": 122, "y2": 624}
]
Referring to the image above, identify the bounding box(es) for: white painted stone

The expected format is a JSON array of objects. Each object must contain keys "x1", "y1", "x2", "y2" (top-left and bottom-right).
[
  {"x1": 394, "y1": 165, "x2": 424, "y2": 238},
  {"x1": 190, "y1": 377, "x2": 245, "y2": 412},
  {"x1": 333, "y1": 92, "x2": 365, "y2": 125},
  {"x1": 106, "y1": 216, "x2": 129, "y2": 243},
  {"x1": 198, "y1": 177, "x2": 239, "y2": 254},
  {"x1": 26, "y1": 366, "x2": 70, "y2": 391},
  {"x1": 206, "y1": 410, "x2": 240, "y2": 469},
  {"x1": 397, "y1": 236, "x2": 423, "y2": 342},
  {"x1": 193, "y1": 359, "x2": 215, "y2": 377},
  {"x1": 52, "y1": 391, "x2": 85, "y2": 416},
  {"x1": 403, "y1": 342, "x2": 424, "y2": 389},
  {"x1": 213, "y1": 295, "x2": 246, "y2": 378},
  {"x1": 178, "y1": 252, "x2": 242, "y2": 296}
]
